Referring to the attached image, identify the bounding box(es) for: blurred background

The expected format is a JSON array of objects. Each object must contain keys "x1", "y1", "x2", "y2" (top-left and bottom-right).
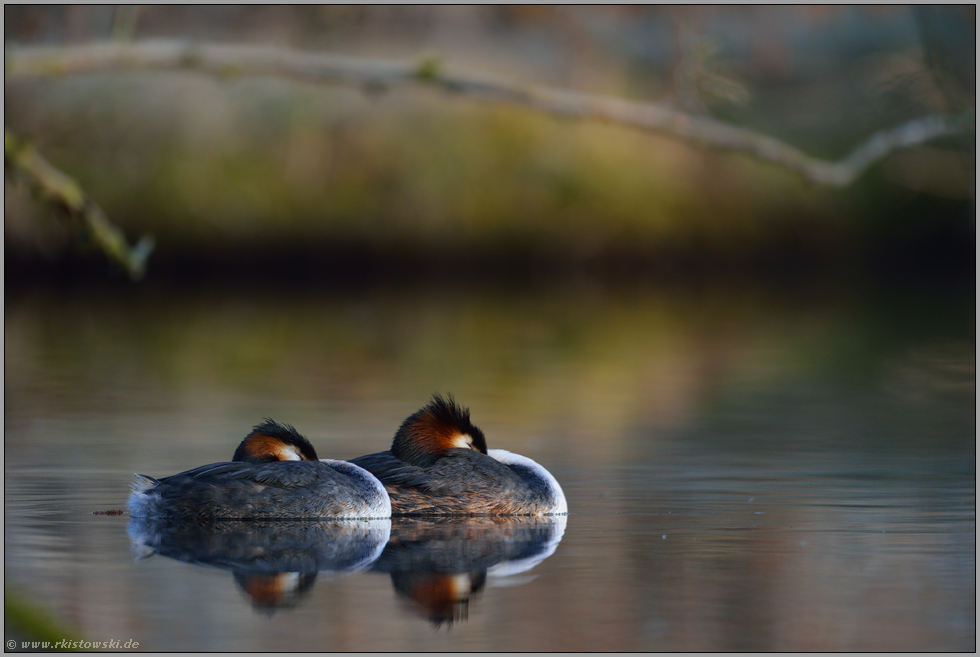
[
  {"x1": 3, "y1": 6, "x2": 976, "y2": 652},
  {"x1": 4, "y1": 5, "x2": 975, "y2": 284}
]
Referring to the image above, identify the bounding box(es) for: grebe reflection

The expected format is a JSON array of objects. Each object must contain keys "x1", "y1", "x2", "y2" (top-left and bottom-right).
[
  {"x1": 128, "y1": 517, "x2": 391, "y2": 611},
  {"x1": 372, "y1": 515, "x2": 567, "y2": 625},
  {"x1": 127, "y1": 514, "x2": 565, "y2": 622}
]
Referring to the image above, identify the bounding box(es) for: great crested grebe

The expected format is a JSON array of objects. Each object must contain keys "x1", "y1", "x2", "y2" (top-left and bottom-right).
[
  {"x1": 351, "y1": 395, "x2": 567, "y2": 516},
  {"x1": 127, "y1": 420, "x2": 391, "y2": 520}
]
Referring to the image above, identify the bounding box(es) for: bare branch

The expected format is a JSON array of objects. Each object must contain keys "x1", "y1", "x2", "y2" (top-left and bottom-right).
[
  {"x1": 4, "y1": 128, "x2": 154, "y2": 280},
  {"x1": 5, "y1": 40, "x2": 975, "y2": 186}
]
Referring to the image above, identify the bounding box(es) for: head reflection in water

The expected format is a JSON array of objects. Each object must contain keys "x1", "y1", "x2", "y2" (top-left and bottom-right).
[
  {"x1": 391, "y1": 571, "x2": 487, "y2": 627},
  {"x1": 235, "y1": 572, "x2": 319, "y2": 613}
]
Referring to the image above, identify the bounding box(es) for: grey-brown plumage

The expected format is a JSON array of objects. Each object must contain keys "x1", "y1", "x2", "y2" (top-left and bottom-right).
[
  {"x1": 351, "y1": 395, "x2": 567, "y2": 516},
  {"x1": 128, "y1": 458, "x2": 391, "y2": 520}
]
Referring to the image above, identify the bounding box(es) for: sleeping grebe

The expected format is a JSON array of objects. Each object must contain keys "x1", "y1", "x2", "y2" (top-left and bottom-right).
[
  {"x1": 351, "y1": 396, "x2": 567, "y2": 516},
  {"x1": 128, "y1": 420, "x2": 391, "y2": 520}
]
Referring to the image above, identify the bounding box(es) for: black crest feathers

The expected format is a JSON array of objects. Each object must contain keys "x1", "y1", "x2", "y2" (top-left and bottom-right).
[
  {"x1": 391, "y1": 394, "x2": 488, "y2": 467},
  {"x1": 233, "y1": 419, "x2": 319, "y2": 463}
]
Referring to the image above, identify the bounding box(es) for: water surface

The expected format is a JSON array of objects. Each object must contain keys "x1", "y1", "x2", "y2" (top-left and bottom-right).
[{"x1": 4, "y1": 283, "x2": 974, "y2": 651}]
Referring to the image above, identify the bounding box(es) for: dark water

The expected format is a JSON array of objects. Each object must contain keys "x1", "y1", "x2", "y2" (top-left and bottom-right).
[{"x1": 4, "y1": 283, "x2": 975, "y2": 651}]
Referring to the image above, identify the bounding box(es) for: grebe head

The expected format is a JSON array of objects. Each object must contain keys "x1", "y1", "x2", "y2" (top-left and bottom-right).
[
  {"x1": 392, "y1": 395, "x2": 488, "y2": 467},
  {"x1": 232, "y1": 419, "x2": 319, "y2": 463}
]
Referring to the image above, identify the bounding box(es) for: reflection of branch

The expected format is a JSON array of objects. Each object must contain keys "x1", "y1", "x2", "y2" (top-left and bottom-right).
[
  {"x1": 5, "y1": 40, "x2": 975, "y2": 186},
  {"x1": 4, "y1": 129, "x2": 154, "y2": 279}
]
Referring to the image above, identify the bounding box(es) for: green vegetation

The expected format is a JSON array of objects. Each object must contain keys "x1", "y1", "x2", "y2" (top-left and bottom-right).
[
  {"x1": 5, "y1": 128, "x2": 153, "y2": 279},
  {"x1": 4, "y1": 587, "x2": 79, "y2": 649},
  {"x1": 5, "y1": 73, "x2": 971, "y2": 275}
]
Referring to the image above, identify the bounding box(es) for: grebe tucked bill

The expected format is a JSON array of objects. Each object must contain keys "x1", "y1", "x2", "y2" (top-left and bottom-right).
[
  {"x1": 127, "y1": 420, "x2": 391, "y2": 520},
  {"x1": 351, "y1": 395, "x2": 568, "y2": 517}
]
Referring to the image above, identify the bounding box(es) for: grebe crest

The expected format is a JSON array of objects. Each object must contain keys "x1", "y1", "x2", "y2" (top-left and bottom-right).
[
  {"x1": 232, "y1": 419, "x2": 319, "y2": 463},
  {"x1": 391, "y1": 394, "x2": 487, "y2": 468}
]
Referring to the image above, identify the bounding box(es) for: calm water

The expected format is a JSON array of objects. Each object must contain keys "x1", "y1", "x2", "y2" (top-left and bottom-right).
[{"x1": 4, "y1": 283, "x2": 975, "y2": 651}]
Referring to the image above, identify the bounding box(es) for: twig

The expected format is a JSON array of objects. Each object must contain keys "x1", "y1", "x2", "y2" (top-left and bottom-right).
[
  {"x1": 4, "y1": 128, "x2": 154, "y2": 279},
  {"x1": 4, "y1": 40, "x2": 975, "y2": 186}
]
